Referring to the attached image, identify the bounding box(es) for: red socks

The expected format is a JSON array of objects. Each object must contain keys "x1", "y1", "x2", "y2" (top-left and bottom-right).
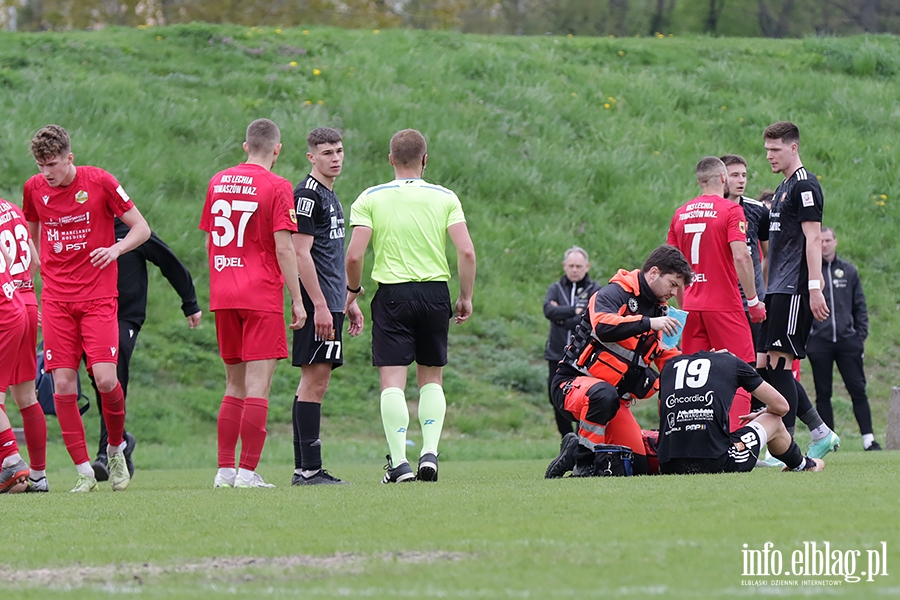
[
  {"x1": 20, "y1": 403, "x2": 47, "y2": 471},
  {"x1": 217, "y1": 395, "x2": 244, "y2": 468},
  {"x1": 0, "y1": 427, "x2": 19, "y2": 464},
  {"x1": 238, "y1": 397, "x2": 268, "y2": 471},
  {"x1": 54, "y1": 393, "x2": 90, "y2": 465},
  {"x1": 100, "y1": 382, "x2": 126, "y2": 447}
]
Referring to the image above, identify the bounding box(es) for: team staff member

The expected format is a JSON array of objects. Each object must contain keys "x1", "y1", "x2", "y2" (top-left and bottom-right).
[
  {"x1": 89, "y1": 217, "x2": 202, "y2": 482},
  {"x1": 543, "y1": 246, "x2": 602, "y2": 437},
  {"x1": 290, "y1": 127, "x2": 363, "y2": 486},
  {"x1": 0, "y1": 197, "x2": 47, "y2": 492},
  {"x1": 545, "y1": 245, "x2": 690, "y2": 479},
  {"x1": 346, "y1": 128, "x2": 476, "y2": 483},
  {"x1": 202, "y1": 118, "x2": 305, "y2": 490},
  {"x1": 667, "y1": 157, "x2": 765, "y2": 431},
  {"x1": 657, "y1": 350, "x2": 823, "y2": 474},
  {"x1": 24, "y1": 124, "x2": 151, "y2": 493},
  {"x1": 0, "y1": 245, "x2": 31, "y2": 493},
  {"x1": 761, "y1": 121, "x2": 839, "y2": 458},
  {"x1": 806, "y1": 227, "x2": 880, "y2": 450}
]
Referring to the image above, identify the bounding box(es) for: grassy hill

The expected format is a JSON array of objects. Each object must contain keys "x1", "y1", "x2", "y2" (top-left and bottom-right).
[{"x1": 1, "y1": 25, "x2": 898, "y2": 451}]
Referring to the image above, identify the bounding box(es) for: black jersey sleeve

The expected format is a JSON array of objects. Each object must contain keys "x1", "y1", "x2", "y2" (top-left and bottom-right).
[
  {"x1": 792, "y1": 179, "x2": 823, "y2": 224},
  {"x1": 735, "y1": 357, "x2": 765, "y2": 394},
  {"x1": 293, "y1": 187, "x2": 320, "y2": 236},
  {"x1": 140, "y1": 231, "x2": 201, "y2": 317}
]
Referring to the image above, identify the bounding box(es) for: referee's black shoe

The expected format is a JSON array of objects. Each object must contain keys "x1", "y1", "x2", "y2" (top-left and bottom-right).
[
  {"x1": 123, "y1": 431, "x2": 136, "y2": 478},
  {"x1": 381, "y1": 455, "x2": 415, "y2": 484},
  {"x1": 545, "y1": 433, "x2": 578, "y2": 479},
  {"x1": 416, "y1": 453, "x2": 439, "y2": 482}
]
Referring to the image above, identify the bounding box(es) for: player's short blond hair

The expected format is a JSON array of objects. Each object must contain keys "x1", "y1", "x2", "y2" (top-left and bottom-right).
[
  {"x1": 31, "y1": 125, "x2": 71, "y2": 161},
  {"x1": 246, "y1": 118, "x2": 281, "y2": 155},
  {"x1": 695, "y1": 156, "x2": 726, "y2": 186},
  {"x1": 390, "y1": 129, "x2": 427, "y2": 168}
]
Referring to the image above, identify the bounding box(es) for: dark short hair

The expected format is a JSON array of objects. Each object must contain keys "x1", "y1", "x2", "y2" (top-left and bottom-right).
[
  {"x1": 390, "y1": 129, "x2": 427, "y2": 167},
  {"x1": 720, "y1": 154, "x2": 747, "y2": 168},
  {"x1": 307, "y1": 127, "x2": 342, "y2": 150},
  {"x1": 695, "y1": 156, "x2": 725, "y2": 185},
  {"x1": 246, "y1": 118, "x2": 281, "y2": 155},
  {"x1": 642, "y1": 244, "x2": 693, "y2": 282},
  {"x1": 821, "y1": 226, "x2": 835, "y2": 237},
  {"x1": 757, "y1": 189, "x2": 775, "y2": 205},
  {"x1": 764, "y1": 121, "x2": 800, "y2": 145},
  {"x1": 31, "y1": 125, "x2": 71, "y2": 161}
]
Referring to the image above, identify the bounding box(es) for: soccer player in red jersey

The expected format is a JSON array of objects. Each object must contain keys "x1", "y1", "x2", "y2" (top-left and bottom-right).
[
  {"x1": 0, "y1": 245, "x2": 32, "y2": 494},
  {"x1": 667, "y1": 157, "x2": 765, "y2": 431},
  {"x1": 23, "y1": 125, "x2": 151, "y2": 493},
  {"x1": 200, "y1": 119, "x2": 306, "y2": 489},
  {"x1": 0, "y1": 197, "x2": 48, "y2": 492}
]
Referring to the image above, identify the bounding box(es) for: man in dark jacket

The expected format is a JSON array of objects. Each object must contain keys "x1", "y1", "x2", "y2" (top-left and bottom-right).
[
  {"x1": 806, "y1": 227, "x2": 880, "y2": 450},
  {"x1": 90, "y1": 219, "x2": 203, "y2": 480},
  {"x1": 543, "y1": 247, "x2": 602, "y2": 437}
]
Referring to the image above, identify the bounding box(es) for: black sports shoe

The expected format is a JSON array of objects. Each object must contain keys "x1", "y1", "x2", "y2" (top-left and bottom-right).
[
  {"x1": 545, "y1": 432, "x2": 578, "y2": 479},
  {"x1": 381, "y1": 455, "x2": 415, "y2": 483},
  {"x1": 417, "y1": 452, "x2": 439, "y2": 482},
  {"x1": 123, "y1": 431, "x2": 136, "y2": 477},
  {"x1": 92, "y1": 453, "x2": 109, "y2": 482},
  {"x1": 865, "y1": 441, "x2": 883, "y2": 451},
  {"x1": 291, "y1": 469, "x2": 349, "y2": 485}
]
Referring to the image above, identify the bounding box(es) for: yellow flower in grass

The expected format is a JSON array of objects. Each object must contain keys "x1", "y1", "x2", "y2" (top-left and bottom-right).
[
  {"x1": 618, "y1": 51, "x2": 625, "y2": 56},
  {"x1": 317, "y1": 100, "x2": 324, "y2": 105},
  {"x1": 276, "y1": 29, "x2": 282, "y2": 34},
  {"x1": 604, "y1": 103, "x2": 611, "y2": 109},
  {"x1": 289, "y1": 62, "x2": 297, "y2": 67},
  {"x1": 305, "y1": 100, "x2": 312, "y2": 105},
  {"x1": 313, "y1": 69, "x2": 321, "y2": 76},
  {"x1": 373, "y1": 30, "x2": 381, "y2": 34},
  {"x1": 303, "y1": 30, "x2": 309, "y2": 35},
  {"x1": 880, "y1": 194, "x2": 888, "y2": 200}
]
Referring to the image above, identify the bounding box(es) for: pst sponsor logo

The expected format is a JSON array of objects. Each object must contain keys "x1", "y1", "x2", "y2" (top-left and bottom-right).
[{"x1": 214, "y1": 255, "x2": 244, "y2": 272}]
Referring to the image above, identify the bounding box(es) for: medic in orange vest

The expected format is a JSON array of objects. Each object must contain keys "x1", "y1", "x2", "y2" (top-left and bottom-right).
[{"x1": 548, "y1": 245, "x2": 693, "y2": 476}]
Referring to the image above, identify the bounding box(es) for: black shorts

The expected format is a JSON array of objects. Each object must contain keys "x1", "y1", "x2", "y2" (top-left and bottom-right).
[
  {"x1": 760, "y1": 293, "x2": 813, "y2": 358},
  {"x1": 745, "y1": 311, "x2": 765, "y2": 355},
  {"x1": 371, "y1": 281, "x2": 452, "y2": 367},
  {"x1": 660, "y1": 422, "x2": 767, "y2": 475},
  {"x1": 291, "y1": 295, "x2": 345, "y2": 368}
]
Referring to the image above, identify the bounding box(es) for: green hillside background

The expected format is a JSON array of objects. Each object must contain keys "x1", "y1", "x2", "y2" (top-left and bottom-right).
[{"x1": 1, "y1": 25, "x2": 897, "y2": 454}]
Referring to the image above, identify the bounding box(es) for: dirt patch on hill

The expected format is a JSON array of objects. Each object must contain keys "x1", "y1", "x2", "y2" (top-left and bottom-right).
[{"x1": 2, "y1": 551, "x2": 471, "y2": 588}]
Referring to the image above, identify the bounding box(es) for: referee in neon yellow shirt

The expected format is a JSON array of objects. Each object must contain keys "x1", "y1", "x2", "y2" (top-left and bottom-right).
[{"x1": 345, "y1": 129, "x2": 476, "y2": 483}]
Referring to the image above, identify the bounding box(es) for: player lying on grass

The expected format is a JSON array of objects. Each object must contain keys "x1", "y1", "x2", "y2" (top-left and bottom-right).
[{"x1": 657, "y1": 350, "x2": 823, "y2": 475}]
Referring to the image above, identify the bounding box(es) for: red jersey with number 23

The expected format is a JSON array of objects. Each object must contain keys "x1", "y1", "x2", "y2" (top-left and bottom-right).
[
  {"x1": 22, "y1": 167, "x2": 134, "y2": 302},
  {"x1": 199, "y1": 163, "x2": 297, "y2": 313},
  {"x1": 667, "y1": 194, "x2": 748, "y2": 312},
  {"x1": 0, "y1": 198, "x2": 37, "y2": 306}
]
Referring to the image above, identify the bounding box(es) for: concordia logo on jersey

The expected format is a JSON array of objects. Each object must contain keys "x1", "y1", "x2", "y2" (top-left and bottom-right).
[{"x1": 214, "y1": 255, "x2": 244, "y2": 272}]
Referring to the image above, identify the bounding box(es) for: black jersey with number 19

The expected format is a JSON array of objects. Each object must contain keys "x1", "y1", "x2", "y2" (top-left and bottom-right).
[
  {"x1": 767, "y1": 167, "x2": 823, "y2": 295},
  {"x1": 657, "y1": 351, "x2": 763, "y2": 462}
]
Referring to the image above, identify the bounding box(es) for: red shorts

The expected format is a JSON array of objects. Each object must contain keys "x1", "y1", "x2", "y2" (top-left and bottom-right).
[
  {"x1": 682, "y1": 310, "x2": 754, "y2": 362},
  {"x1": 0, "y1": 309, "x2": 29, "y2": 393},
  {"x1": 42, "y1": 298, "x2": 119, "y2": 370},
  {"x1": 215, "y1": 309, "x2": 287, "y2": 365},
  {"x1": 9, "y1": 304, "x2": 38, "y2": 385}
]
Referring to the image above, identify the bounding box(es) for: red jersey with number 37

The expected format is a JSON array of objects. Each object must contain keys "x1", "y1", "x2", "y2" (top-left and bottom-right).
[
  {"x1": 22, "y1": 167, "x2": 134, "y2": 302},
  {"x1": 199, "y1": 163, "x2": 297, "y2": 313},
  {"x1": 0, "y1": 198, "x2": 37, "y2": 306},
  {"x1": 667, "y1": 195, "x2": 748, "y2": 312}
]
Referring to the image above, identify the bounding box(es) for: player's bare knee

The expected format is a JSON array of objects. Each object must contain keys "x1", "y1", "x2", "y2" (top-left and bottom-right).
[{"x1": 9, "y1": 383, "x2": 38, "y2": 409}]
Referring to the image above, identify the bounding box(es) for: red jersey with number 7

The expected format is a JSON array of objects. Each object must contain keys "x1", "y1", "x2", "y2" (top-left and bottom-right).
[
  {"x1": 667, "y1": 194, "x2": 748, "y2": 312},
  {"x1": 0, "y1": 199, "x2": 37, "y2": 306},
  {"x1": 22, "y1": 167, "x2": 134, "y2": 302},
  {"x1": 199, "y1": 163, "x2": 297, "y2": 313}
]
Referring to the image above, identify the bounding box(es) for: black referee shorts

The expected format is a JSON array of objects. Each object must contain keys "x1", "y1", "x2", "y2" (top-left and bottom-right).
[
  {"x1": 371, "y1": 281, "x2": 453, "y2": 367},
  {"x1": 760, "y1": 293, "x2": 813, "y2": 359}
]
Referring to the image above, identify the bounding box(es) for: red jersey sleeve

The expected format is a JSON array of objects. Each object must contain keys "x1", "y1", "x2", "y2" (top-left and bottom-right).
[
  {"x1": 98, "y1": 171, "x2": 135, "y2": 217},
  {"x1": 199, "y1": 184, "x2": 213, "y2": 233},
  {"x1": 22, "y1": 179, "x2": 36, "y2": 222},
  {"x1": 726, "y1": 203, "x2": 747, "y2": 245},
  {"x1": 666, "y1": 214, "x2": 678, "y2": 246},
  {"x1": 271, "y1": 180, "x2": 297, "y2": 233}
]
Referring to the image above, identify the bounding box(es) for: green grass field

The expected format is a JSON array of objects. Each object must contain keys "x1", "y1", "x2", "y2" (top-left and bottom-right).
[{"x1": 3, "y1": 442, "x2": 898, "y2": 598}]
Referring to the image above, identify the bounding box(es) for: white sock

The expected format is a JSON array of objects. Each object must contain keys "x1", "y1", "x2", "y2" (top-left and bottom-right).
[
  {"x1": 300, "y1": 469, "x2": 319, "y2": 478},
  {"x1": 863, "y1": 433, "x2": 875, "y2": 448},
  {"x1": 809, "y1": 424, "x2": 831, "y2": 441},
  {"x1": 237, "y1": 468, "x2": 255, "y2": 482},
  {"x1": 107, "y1": 441, "x2": 127, "y2": 456},
  {"x1": 218, "y1": 467, "x2": 236, "y2": 479},
  {"x1": 76, "y1": 462, "x2": 94, "y2": 477},
  {"x1": 1, "y1": 453, "x2": 22, "y2": 469},
  {"x1": 30, "y1": 469, "x2": 46, "y2": 480}
]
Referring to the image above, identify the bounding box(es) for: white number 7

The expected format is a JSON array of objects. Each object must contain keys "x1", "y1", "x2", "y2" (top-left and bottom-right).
[{"x1": 684, "y1": 222, "x2": 706, "y2": 264}]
